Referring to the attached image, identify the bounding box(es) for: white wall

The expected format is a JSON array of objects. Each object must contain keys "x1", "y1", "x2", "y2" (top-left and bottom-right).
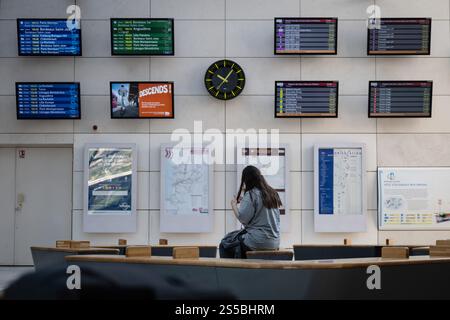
[{"x1": 1, "y1": 0, "x2": 450, "y2": 247}]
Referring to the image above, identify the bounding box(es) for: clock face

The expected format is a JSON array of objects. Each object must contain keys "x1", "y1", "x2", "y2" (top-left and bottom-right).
[{"x1": 204, "y1": 59, "x2": 245, "y2": 100}]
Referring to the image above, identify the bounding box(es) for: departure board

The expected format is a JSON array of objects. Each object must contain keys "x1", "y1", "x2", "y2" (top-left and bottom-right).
[
  {"x1": 275, "y1": 81, "x2": 338, "y2": 118},
  {"x1": 275, "y1": 18, "x2": 337, "y2": 54},
  {"x1": 17, "y1": 19, "x2": 81, "y2": 56},
  {"x1": 369, "y1": 81, "x2": 432, "y2": 118},
  {"x1": 16, "y1": 83, "x2": 80, "y2": 119},
  {"x1": 111, "y1": 18, "x2": 174, "y2": 55},
  {"x1": 368, "y1": 18, "x2": 431, "y2": 55}
]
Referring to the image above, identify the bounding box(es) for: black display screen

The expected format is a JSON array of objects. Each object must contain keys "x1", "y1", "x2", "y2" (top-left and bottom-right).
[
  {"x1": 275, "y1": 18, "x2": 337, "y2": 55},
  {"x1": 369, "y1": 81, "x2": 432, "y2": 117},
  {"x1": 275, "y1": 81, "x2": 338, "y2": 118},
  {"x1": 367, "y1": 18, "x2": 431, "y2": 55}
]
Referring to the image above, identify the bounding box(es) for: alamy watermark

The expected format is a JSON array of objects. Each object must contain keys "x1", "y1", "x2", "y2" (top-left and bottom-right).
[
  {"x1": 169, "y1": 121, "x2": 281, "y2": 175},
  {"x1": 66, "y1": 5, "x2": 81, "y2": 30}
]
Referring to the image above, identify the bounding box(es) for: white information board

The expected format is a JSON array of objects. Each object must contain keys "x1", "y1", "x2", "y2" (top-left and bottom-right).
[
  {"x1": 160, "y1": 143, "x2": 214, "y2": 233},
  {"x1": 83, "y1": 143, "x2": 137, "y2": 233},
  {"x1": 378, "y1": 167, "x2": 450, "y2": 230},
  {"x1": 314, "y1": 144, "x2": 367, "y2": 232},
  {"x1": 236, "y1": 146, "x2": 290, "y2": 232}
]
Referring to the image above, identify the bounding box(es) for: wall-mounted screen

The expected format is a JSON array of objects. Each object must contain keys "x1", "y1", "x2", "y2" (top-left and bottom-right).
[
  {"x1": 16, "y1": 82, "x2": 80, "y2": 119},
  {"x1": 275, "y1": 18, "x2": 337, "y2": 55},
  {"x1": 367, "y1": 18, "x2": 431, "y2": 55},
  {"x1": 369, "y1": 81, "x2": 432, "y2": 118},
  {"x1": 17, "y1": 19, "x2": 81, "y2": 56},
  {"x1": 314, "y1": 144, "x2": 367, "y2": 233},
  {"x1": 275, "y1": 81, "x2": 338, "y2": 118},
  {"x1": 110, "y1": 82, "x2": 174, "y2": 119},
  {"x1": 84, "y1": 143, "x2": 137, "y2": 233},
  {"x1": 378, "y1": 167, "x2": 450, "y2": 231},
  {"x1": 111, "y1": 18, "x2": 174, "y2": 55}
]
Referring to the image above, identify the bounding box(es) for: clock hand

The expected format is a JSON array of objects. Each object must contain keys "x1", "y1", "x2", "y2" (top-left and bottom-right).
[
  {"x1": 216, "y1": 75, "x2": 228, "y2": 83},
  {"x1": 216, "y1": 70, "x2": 234, "y2": 90},
  {"x1": 223, "y1": 69, "x2": 234, "y2": 81},
  {"x1": 217, "y1": 79, "x2": 227, "y2": 89}
]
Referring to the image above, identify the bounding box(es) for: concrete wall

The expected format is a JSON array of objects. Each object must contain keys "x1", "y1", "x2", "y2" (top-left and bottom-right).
[{"x1": 1, "y1": 0, "x2": 450, "y2": 247}]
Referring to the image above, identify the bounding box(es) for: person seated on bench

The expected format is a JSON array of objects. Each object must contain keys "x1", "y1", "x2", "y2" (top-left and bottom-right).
[{"x1": 220, "y1": 165, "x2": 281, "y2": 258}]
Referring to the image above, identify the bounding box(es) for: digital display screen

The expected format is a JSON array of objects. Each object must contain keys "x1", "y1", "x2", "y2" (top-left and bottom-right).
[
  {"x1": 111, "y1": 82, "x2": 174, "y2": 118},
  {"x1": 17, "y1": 19, "x2": 81, "y2": 56},
  {"x1": 367, "y1": 18, "x2": 431, "y2": 55},
  {"x1": 275, "y1": 81, "x2": 338, "y2": 117},
  {"x1": 111, "y1": 18, "x2": 174, "y2": 55},
  {"x1": 369, "y1": 81, "x2": 432, "y2": 117},
  {"x1": 16, "y1": 83, "x2": 80, "y2": 119},
  {"x1": 275, "y1": 18, "x2": 337, "y2": 54}
]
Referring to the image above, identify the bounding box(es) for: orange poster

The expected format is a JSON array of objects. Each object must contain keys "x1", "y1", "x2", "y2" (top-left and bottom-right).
[{"x1": 138, "y1": 83, "x2": 173, "y2": 118}]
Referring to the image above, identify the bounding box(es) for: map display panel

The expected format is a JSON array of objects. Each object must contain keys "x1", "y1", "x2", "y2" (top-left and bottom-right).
[
  {"x1": 160, "y1": 144, "x2": 214, "y2": 233},
  {"x1": 314, "y1": 144, "x2": 366, "y2": 232}
]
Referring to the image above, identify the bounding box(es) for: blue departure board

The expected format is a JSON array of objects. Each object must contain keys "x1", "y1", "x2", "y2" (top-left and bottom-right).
[
  {"x1": 16, "y1": 83, "x2": 81, "y2": 119},
  {"x1": 17, "y1": 19, "x2": 81, "y2": 56}
]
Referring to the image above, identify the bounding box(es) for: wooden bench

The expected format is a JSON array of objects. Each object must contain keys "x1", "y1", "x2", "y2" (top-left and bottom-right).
[
  {"x1": 65, "y1": 254, "x2": 450, "y2": 299},
  {"x1": 31, "y1": 246, "x2": 119, "y2": 271},
  {"x1": 246, "y1": 250, "x2": 293, "y2": 261}
]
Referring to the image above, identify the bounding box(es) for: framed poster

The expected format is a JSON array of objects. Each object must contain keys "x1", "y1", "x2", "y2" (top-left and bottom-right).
[
  {"x1": 83, "y1": 143, "x2": 137, "y2": 233},
  {"x1": 160, "y1": 144, "x2": 214, "y2": 233},
  {"x1": 378, "y1": 167, "x2": 450, "y2": 230},
  {"x1": 314, "y1": 144, "x2": 367, "y2": 232},
  {"x1": 236, "y1": 146, "x2": 290, "y2": 232}
]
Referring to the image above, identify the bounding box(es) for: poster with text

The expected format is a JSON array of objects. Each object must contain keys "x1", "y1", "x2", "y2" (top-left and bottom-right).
[
  {"x1": 378, "y1": 167, "x2": 450, "y2": 230},
  {"x1": 111, "y1": 82, "x2": 174, "y2": 118},
  {"x1": 83, "y1": 143, "x2": 137, "y2": 233},
  {"x1": 88, "y1": 147, "x2": 133, "y2": 214}
]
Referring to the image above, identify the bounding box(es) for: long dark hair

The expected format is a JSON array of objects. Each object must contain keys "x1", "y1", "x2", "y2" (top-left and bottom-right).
[{"x1": 236, "y1": 165, "x2": 282, "y2": 209}]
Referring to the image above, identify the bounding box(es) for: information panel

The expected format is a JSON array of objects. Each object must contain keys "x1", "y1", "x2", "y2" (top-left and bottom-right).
[
  {"x1": 369, "y1": 81, "x2": 432, "y2": 117},
  {"x1": 236, "y1": 147, "x2": 290, "y2": 232},
  {"x1": 110, "y1": 82, "x2": 174, "y2": 119},
  {"x1": 275, "y1": 18, "x2": 337, "y2": 54},
  {"x1": 160, "y1": 144, "x2": 214, "y2": 233},
  {"x1": 368, "y1": 18, "x2": 431, "y2": 55},
  {"x1": 378, "y1": 167, "x2": 450, "y2": 230},
  {"x1": 275, "y1": 81, "x2": 338, "y2": 117},
  {"x1": 17, "y1": 19, "x2": 81, "y2": 56},
  {"x1": 111, "y1": 18, "x2": 174, "y2": 55},
  {"x1": 84, "y1": 144, "x2": 137, "y2": 233},
  {"x1": 16, "y1": 82, "x2": 80, "y2": 119},
  {"x1": 314, "y1": 144, "x2": 366, "y2": 232}
]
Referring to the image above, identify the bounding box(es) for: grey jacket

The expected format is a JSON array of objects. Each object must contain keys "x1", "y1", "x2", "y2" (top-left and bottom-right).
[{"x1": 237, "y1": 188, "x2": 281, "y2": 250}]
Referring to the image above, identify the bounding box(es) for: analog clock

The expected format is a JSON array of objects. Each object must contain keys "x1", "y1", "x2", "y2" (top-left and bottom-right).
[{"x1": 204, "y1": 59, "x2": 245, "y2": 100}]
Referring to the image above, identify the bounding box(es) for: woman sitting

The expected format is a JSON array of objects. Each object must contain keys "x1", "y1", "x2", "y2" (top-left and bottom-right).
[{"x1": 219, "y1": 165, "x2": 282, "y2": 258}]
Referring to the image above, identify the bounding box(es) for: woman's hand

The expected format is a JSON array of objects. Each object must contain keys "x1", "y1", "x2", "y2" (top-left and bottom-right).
[{"x1": 231, "y1": 196, "x2": 239, "y2": 219}]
